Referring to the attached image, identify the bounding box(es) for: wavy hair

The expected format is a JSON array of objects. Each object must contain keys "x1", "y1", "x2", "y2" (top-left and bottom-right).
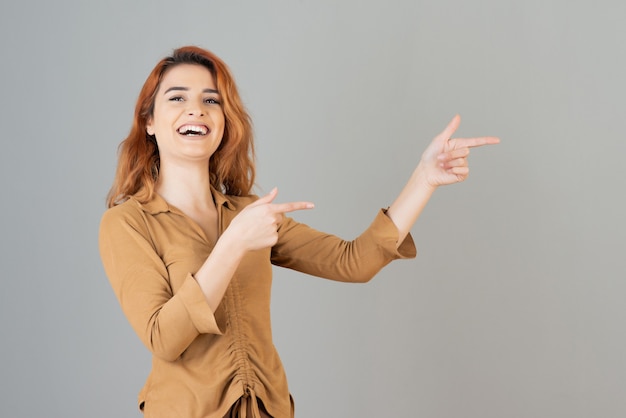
[{"x1": 106, "y1": 46, "x2": 255, "y2": 207}]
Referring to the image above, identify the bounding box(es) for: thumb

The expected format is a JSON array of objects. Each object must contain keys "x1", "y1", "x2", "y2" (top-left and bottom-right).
[
  {"x1": 437, "y1": 114, "x2": 461, "y2": 142},
  {"x1": 251, "y1": 187, "x2": 278, "y2": 206}
]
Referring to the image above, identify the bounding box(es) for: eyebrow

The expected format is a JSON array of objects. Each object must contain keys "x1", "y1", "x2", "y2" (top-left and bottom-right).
[{"x1": 163, "y1": 86, "x2": 220, "y2": 95}]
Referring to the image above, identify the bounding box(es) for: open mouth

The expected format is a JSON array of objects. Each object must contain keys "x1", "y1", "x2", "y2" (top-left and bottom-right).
[{"x1": 177, "y1": 124, "x2": 209, "y2": 136}]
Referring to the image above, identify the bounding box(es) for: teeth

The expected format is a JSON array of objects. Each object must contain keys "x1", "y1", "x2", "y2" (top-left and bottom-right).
[{"x1": 177, "y1": 124, "x2": 208, "y2": 135}]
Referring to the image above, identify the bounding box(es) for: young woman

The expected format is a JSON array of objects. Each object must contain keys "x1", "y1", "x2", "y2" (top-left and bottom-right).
[{"x1": 99, "y1": 45, "x2": 499, "y2": 418}]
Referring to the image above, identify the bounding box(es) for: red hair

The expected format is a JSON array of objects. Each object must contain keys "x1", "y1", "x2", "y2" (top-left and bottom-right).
[{"x1": 106, "y1": 46, "x2": 255, "y2": 207}]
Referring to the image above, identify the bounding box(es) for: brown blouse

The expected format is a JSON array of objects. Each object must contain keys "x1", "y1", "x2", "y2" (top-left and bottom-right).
[{"x1": 99, "y1": 188, "x2": 416, "y2": 417}]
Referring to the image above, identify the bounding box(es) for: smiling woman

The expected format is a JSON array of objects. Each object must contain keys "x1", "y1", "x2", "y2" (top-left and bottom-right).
[
  {"x1": 98, "y1": 46, "x2": 499, "y2": 418},
  {"x1": 106, "y1": 47, "x2": 254, "y2": 208},
  {"x1": 146, "y1": 64, "x2": 225, "y2": 166}
]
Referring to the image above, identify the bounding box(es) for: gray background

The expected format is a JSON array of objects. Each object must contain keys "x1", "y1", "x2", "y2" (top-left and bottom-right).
[{"x1": 1, "y1": 0, "x2": 624, "y2": 417}]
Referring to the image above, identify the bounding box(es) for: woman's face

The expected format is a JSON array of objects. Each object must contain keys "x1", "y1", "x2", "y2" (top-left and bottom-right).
[{"x1": 147, "y1": 64, "x2": 225, "y2": 166}]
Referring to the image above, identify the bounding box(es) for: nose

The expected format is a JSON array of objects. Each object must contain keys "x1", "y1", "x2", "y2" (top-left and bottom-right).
[
  {"x1": 187, "y1": 108, "x2": 205, "y2": 116},
  {"x1": 187, "y1": 100, "x2": 205, "y2": 116}
]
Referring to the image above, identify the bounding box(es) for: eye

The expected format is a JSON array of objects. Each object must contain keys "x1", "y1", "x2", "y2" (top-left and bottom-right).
[
  {"x1": 168, "y1": 96, "x2": 184, "y2": 102},
  {"x1": 204, "y1": 97, "x2": 221, "y2": 105}
]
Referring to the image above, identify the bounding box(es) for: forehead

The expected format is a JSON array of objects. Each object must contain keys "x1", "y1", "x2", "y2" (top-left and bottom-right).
[{"x1": 159, "y1": 64, "x2": 217, "y2": 91}]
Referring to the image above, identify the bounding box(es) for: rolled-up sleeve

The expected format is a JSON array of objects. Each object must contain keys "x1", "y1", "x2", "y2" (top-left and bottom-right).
[
  {"x1": 99, "y1": 207, "x2": 222, "y2": 362},
  {"x1": 271, "y1": 209, "x2": 416, "y2": 283}
]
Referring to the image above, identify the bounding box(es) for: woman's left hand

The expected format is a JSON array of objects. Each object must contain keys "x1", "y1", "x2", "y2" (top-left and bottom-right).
[
  {"x1": 386, "y1": 114, "x2": 500, "y2": 244},
  {"x1": 417, "y1": 114, "x2": 500, "y2": 188}
]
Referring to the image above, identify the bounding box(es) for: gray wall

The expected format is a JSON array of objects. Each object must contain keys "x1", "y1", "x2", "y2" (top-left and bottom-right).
[{"x1": 1, "y1": 1, "x2": 624, "y2": 417}]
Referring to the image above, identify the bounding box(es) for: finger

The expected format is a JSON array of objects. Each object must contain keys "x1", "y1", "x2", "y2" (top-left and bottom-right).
[
  {"x1": 270, "y1": 201, "x2": 315, "y2": 214},
  {"x1": 448, "y1": 166, "x2": 469, "y2": 176},
  {"x1": 451, "y1": 136, "x2": 500, "y2": 149},
  {"x1": 441, "y1": 157, "x2": 467, "y2": 169},
  {"x1": 438, "y1": 148, "x2": 469, "y2": 161},
  {"x1": 438, "y1": 114, "x2": 461, "y2": 142},
  {"x1": 251, "y1": 187, "x2": 279, "y2": 207}
]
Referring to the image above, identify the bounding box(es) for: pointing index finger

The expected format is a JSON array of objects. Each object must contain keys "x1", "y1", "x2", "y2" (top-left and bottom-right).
[
  {"x1": 270, "y1": 201, "x2": 315, "y2": 214},
  {"x1": 452, "y1": 136, "x2": 500, "y2": 149}
]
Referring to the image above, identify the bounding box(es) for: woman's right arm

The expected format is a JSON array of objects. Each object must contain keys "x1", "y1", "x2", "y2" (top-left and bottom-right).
[
  {"x1": 193, "y1": 188, "x2": 314, "y2": 312},
  {"x1": 99, "y1": 207, "x2": 221, "y2": 361}
]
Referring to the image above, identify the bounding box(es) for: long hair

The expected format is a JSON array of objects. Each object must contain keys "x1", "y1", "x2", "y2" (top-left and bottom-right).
[{"x1": 106, "y1": 46, "x2": 255, "y2": 207}]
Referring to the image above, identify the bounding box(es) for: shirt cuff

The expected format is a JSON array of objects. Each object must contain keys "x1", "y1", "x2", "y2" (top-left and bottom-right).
[
  {"x1": 373, "y1": 208, "x2": 417, "y2": 259},
  {"x1": 177, "y1": 273, "x2": 223, "y2": 335}
]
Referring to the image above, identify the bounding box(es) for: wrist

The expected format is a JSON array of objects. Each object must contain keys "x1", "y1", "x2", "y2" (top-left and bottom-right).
[
  {"x1": 215, "y1": 228, "x2": 247, "y2": 260},
  {"x1": 411, "y1": 164, "x2": 438, "y2": 194}
]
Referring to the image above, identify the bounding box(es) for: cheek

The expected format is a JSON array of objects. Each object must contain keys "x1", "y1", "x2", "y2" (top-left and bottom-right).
[
  {"x1": 217, "y1": 122, "x2": 226, "y2": 140},
  {"x1": 216, "y1": 109, "x2": 226, "y2": 124},
  {"x1": 214, "y1": 111, "x2": 226, "y2": 133}
]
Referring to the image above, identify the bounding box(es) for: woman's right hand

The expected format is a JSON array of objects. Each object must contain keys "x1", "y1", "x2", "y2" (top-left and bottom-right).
[{"x1": 224, "y1": 188, "x2": 314, "y2": 252}]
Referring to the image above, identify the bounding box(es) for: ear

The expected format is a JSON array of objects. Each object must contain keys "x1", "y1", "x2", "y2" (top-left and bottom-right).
[{"x1": 146, "y1": 118, "x2": 155, "y2": 136}]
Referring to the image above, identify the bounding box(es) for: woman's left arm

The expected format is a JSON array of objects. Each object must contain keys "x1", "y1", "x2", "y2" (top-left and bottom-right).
[{"x1": 386, "y1": 115, "x2": 500, "y2": 245}]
